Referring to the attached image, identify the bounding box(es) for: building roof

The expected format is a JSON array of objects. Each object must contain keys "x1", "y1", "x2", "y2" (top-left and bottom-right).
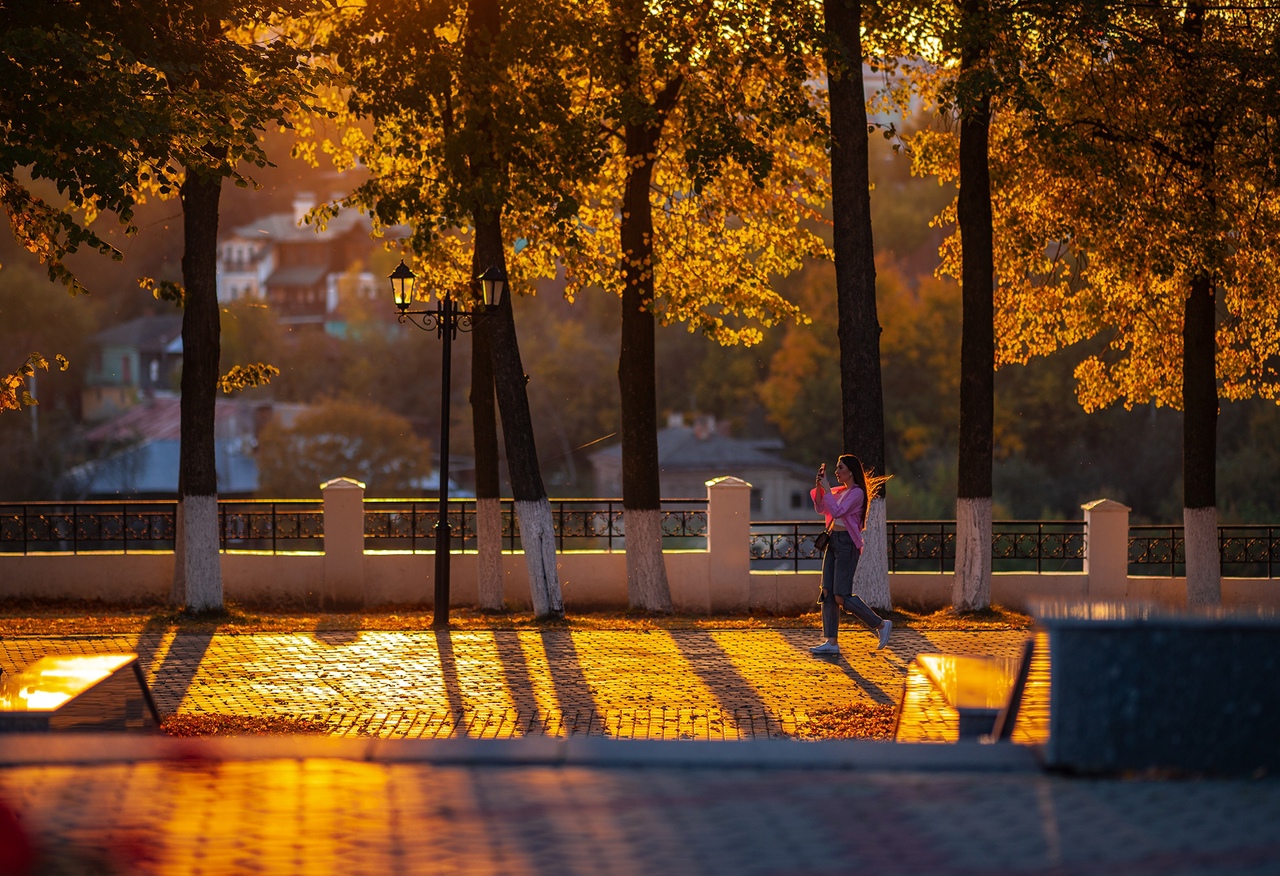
[
  {"x1": 590, "y1": 420, "x2": 810, "y2": 477},
  {"x1": 230, "y1": 208, "x2": 371, "y2": 244},
  {"x1": 84, "y1": 397, "x2": 249, "y2": 444},
  {"x1": 63, "y1": 438, "x2": 259, "y2": 498},
  {"x1": 89, "y1": 314, "x2": 183, "y2": 352},
  {"x1": 266, "y1": 265, "x2": 329, "y2": 288}
]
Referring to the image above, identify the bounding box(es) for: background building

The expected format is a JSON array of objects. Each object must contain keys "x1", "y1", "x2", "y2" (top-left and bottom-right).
[
  {"x1": 216, "y1": 192, "x2": 385, "y2": 335},
  {"x1": 589, "y1": 414, "x2": 814, "y2": 518},
  {"x1": 81, "y1": 314, "x2": 184, "y2": 422}
]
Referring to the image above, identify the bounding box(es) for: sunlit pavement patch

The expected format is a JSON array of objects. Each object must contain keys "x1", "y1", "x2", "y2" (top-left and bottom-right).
[{"x1": 1, "y1": 629, "x2": 1031, "y2": 740}]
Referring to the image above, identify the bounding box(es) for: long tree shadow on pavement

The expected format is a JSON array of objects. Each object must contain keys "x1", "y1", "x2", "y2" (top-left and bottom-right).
[
  {"x1": 535, "y1": 629, "x2": 598, "y2": 732},
  {"x1": 669, "y1": 629, "x2": 786, "y2": 735},
  {"x1": 489, "y1": 629, "x2": 548, "y2": 722},
  {"x1": 432, "y1": 628, "x2": 469, "y2": 719},
  {"x1": 132, "y1": 617, "x2": 215, "y2": 715}
]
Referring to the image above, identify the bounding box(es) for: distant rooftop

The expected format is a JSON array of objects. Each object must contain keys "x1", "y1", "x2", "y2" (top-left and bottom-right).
[
  {"x1": 228, "y1": 198, "x2": 372, "y2": 244},
  {"x1": 89, "y1": 314, "x2": 183, "y2": 353},
  {"x1": 63, "y1": 438, "x2": 258, "y2": 498},
  {"x1": 590, "y1": 414, "x2": 808, "y2": 476},
  {"x1": 84, "y1": 397, "x2": 247, "y2": 444},
  {"x1": 266, "y1": 265, "x2": 329, "y2": 287}
]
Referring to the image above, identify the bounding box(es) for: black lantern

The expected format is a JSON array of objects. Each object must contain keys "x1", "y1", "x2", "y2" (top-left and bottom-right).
[
  {"x1": 476, "y1": 264, "x2": 507, "y2": 308},
  {"x1": 389, "y1": 260, "x2": 417, "y2": 310}
]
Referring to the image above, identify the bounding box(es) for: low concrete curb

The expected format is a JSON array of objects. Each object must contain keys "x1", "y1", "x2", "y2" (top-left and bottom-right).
[{"x1": 0, "y1": 734, "x2": 1041, "y2": 772}]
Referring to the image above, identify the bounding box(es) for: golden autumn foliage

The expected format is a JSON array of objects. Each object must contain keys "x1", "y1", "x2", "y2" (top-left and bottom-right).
[
  {"x1": 910, "y1": 7, "x2": 1280, "y2": 413},
  {"x1": 1, "y1": 353, "x2": 68, "y2": 412},
  {"x1": 307, "y1": 0, "x2": 829, "y2": 344},
  {"x1": 549, "y1": 100, "x2": 830, "y2": 345}
]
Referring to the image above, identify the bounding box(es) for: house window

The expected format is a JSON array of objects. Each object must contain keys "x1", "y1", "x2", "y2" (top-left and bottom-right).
[
  {"x1": 121, "y1": 356, "x2": 132, "y2": 385},
  {"x1": 790, "y1": 491, "x2": 803, "y2": 509},
  {"x1": 149, "y1": 360, "x2": 160, "y2": 384},
  {"x1": 750, "y1": 489, "x2": 763, "y2": 513}
]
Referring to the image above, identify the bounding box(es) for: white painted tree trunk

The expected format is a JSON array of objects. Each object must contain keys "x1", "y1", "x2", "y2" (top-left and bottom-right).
[
  {"x1": 476, "y1": 497, "x2": 504, "y2": 611},
  {"x1": 169, "y1": 501, "x2": 186, "y2": 607},
  {"x1": 852, "y1": 497, "x2": 891, "y2": 610},
  {"x1": 1184, "y1": 505, "x2": 1221, "y2": 607},
  {"x1": 515, "y1": 498, "x2": 563, "y2": 617},
  {"x1": 953, "y1": 496, "x2": 991, "y2": 611},
  {"x1": 181, "y1": 494, "x2": 223, "y2": 612},
  {"x1": 625, "y1": 508, "x2": 673, "y2": 612}
]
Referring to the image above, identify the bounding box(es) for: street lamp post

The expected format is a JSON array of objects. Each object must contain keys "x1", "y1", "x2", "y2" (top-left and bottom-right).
[{"x1": 390, "y1": 260, "x2": 506, "y2": 628}]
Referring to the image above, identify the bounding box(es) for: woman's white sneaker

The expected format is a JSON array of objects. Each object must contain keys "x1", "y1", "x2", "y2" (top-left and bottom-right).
[
  {"x1": 876, "y1": 620, "x2": 893, "y2": 650},
  {"x1": 809, "y1": 641, "x2": 840, "y2": 655}
]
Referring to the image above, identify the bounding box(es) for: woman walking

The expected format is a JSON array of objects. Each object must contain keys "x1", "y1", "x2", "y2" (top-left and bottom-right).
[{"x1": 810, "y1": 454, "x2": 892, "y2": 655}]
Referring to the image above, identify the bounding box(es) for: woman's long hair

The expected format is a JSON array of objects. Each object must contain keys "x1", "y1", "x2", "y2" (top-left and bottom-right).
[{"x1": 838, "y1": 454, "x2": 890, "y2": 531}]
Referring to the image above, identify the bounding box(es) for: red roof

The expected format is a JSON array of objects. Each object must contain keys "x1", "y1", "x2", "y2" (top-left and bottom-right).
[{"x1": 85, "y1": 397, "x2": 245, "y2": 443}]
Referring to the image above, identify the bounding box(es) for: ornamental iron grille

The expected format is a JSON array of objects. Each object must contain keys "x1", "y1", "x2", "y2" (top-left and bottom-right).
[
  {"x1": 1129, "y1": 525, "x2": 1280, "y2": 578},
  {"x1": 749, "y1": 520, "x2": 1087, "y2": 574},
  {"x1": 218, "y1": 501, "x2": 324, "y2": 553},
  {"x1": 1128, "y1": 525, "x2": 1183, "y2": 576},
  {"x1": 0, "y1": 501, "x2": 322, "y2": 555},
  {"x1": 1218, "y1": 526, "x2": 1280, "y2": 578},
  {"x1": 4, "y1": 501, "x2": 1278, "y2": 577},
  {"x1": 363, "y1": 498, "x2": 708, "y2": 553}
]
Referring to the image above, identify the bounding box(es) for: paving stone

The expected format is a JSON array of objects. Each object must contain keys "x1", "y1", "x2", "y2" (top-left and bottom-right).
[
  {"x1": 5, "y1": 625, "x2": 1277, "y2": 872},
  {"x1": 1, "y1": 628, "x2": 1030, "y2": 740}
]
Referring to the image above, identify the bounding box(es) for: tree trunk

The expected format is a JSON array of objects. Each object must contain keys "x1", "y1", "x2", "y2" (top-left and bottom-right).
[
  {"x1": 850, "y1": 497, "x2": 888, "y2": 608},
  {"x1": 177, "y1": 168, "x2": 223, "y2": 612},
  {"x1": 471, "y1": 270, "x2": 504, "y2": 611},
  {"x1": 474, "y1": 212, "x2": 562, "y2": 617},
  {"x1": 1183, "y1": 272, "x2": 1220, "y2": 606},
  {"x1": 619, "y1": 144, "x2": 673, "y2": 613},
  {"x1": 1180, "y1": 5, "x2": 1220, "y2": 608},
  {"x1": 826, "y1": 0, "x2": 889, "y2": 610},
  {"x1": 954, "y1": 496, "x2": 991, "y2": 610},
  {"x1": 460, "y1": 0, "x2": 559, "y2": 617},
  {"x1": 616, "y1": 24, "x2": 677, "y2": 613},
  {"x1": 953, "y1": 0, "x2": 994, "y2": 612}
]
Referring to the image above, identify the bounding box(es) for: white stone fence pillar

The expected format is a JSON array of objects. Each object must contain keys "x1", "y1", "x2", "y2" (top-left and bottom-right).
[
  {"x1": 321, "y1": 477, "x2": 366, "y2": 607},
  {"x1": 705, "y1": 476, "x2": 752, "y2": 612},
  {"x1": 1082, "y1": 498, "x2": 1131, "y2": 601}
]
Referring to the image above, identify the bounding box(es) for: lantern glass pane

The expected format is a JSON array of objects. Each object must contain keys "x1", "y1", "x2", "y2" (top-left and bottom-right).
[{"x1": 389, "y1": 261, "x2": 416, "y2": 308}]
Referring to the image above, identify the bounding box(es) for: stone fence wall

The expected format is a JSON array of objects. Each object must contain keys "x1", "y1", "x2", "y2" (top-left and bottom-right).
[{"x1": 1, "y1": 480, "x2": 1275, "y2": 611}]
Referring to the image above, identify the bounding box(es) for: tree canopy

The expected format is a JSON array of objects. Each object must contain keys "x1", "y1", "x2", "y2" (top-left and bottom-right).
[
  {"x1": 984, "y1": 3, "x2": 1280, "y2": 411},
  {"x1": 257, "y1": 399, "x2": 430, "y2": 497}
]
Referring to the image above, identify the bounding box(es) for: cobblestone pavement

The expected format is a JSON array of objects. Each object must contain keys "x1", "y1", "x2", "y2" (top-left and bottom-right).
[
  {"x1": 1, "y1": 745, "x2": 1278, "y2": 875},
  {"x1": 4, "y1": 627, "x2": 1278, "y2": 874},
  {"x1": 0, "y1": 627, "x2": 1032, "y2": 738}
]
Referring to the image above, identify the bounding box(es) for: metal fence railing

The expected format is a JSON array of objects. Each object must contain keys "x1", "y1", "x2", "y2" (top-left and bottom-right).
[
  {"x1": 0, "y1": 502, "x2": 175, "y2": 554},
  {"x1": 1129, "y1": 525, "x2": 1280, "y2": 578},
  {"x1": 749, "y1": 520, "x2": 1088, "y2": 574},
  {"x1": 1218, "y1": 526, "x2": 1280, "y2": 578},
  {"x1": 362, "y1": 498, "x2": 708, "y2": 553},
  {"x1": 3, "y1": 499, "x2": 1277, "y2": 579},
  {"x1": 0, "y1": 500, "x2": 324, "y2": 555},
  {"x1": 218, "y1": 500, "x2": 324, "y2": 554}
]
